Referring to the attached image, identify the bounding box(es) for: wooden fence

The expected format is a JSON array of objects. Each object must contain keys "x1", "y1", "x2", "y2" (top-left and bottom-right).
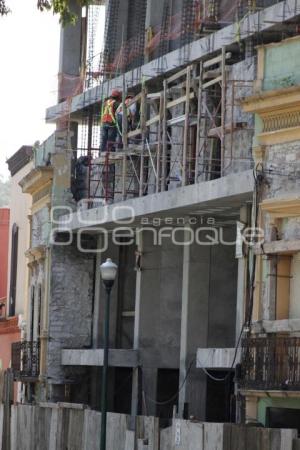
[{"x1": 0, "y1": 402, "x2": 299, "y2": 450}]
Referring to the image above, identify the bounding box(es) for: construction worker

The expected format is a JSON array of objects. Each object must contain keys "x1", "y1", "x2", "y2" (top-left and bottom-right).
[
  {"x1": 116, "y1": 92, "x2": 137, "y2": 148},
  {"x1": 100, "y1": 89, "x2": 121, "y2": 153}
]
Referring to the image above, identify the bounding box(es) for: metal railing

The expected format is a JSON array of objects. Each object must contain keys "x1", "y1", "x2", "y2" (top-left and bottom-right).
[
  {"x1": 11, "y1": 341, "x2": 40, "y2": 379},
  {"x1": 238, "y1": 335, "x2": 300, "y2": 391}
]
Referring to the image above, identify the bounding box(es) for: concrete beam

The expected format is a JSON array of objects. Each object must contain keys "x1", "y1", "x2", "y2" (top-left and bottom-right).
[
  {"x1": 46, "y1": 0, "x2": 300, "y2": 122},
  {"x1": 58, "y1": 170, "x2": 253, "y2": 231},
  {"x1": 196, "y1": 348, "x2": 241, "y2": 369},
  {"x1": 61, "y1": 349, "x2": 139, "y2": 367}
]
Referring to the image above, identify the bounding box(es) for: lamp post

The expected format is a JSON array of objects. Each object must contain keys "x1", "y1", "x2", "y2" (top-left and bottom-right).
[{"x1": 99, "y1": 258, "x2": 118, "y2": 450}]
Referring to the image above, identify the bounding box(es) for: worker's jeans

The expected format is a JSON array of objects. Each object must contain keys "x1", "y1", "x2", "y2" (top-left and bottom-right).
[{"x1": 100, "y1": 124, "x2": 118, "y2": 153}]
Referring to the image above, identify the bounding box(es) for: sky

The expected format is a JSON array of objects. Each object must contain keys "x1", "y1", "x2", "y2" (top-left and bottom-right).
[{"x1": 0, "y1": 0, "x2": 60, "y2": 179}]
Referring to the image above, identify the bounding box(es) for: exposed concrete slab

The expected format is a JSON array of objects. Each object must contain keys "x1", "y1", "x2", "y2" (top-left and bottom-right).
[
  {"x1": 196, "y1": 348, "x2": 241, "y2": 369},
  {"x1": 61, "y1": 349, "x2": 139, "y2": 367},
  {"x1": 58, "y1": 170, "x2": 253, "y2": 231},
  {"x1": 46, "y1": 0, "x2": 300, "y2": 122}
]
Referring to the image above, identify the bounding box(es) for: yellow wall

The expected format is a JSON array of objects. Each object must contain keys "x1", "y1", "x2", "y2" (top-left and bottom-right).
[{"x1": 6, "y1": 161, "x2": 33, "y2": 319}]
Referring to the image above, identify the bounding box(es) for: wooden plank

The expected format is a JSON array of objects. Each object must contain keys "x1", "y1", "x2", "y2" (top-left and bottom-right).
[
  {"x1": 82, "y1": 409, "x2": 101, "y2": 450},
  {"x1": 202, "y1": 75, "x2": 222, "y2": 90},
  {"x1": 167, "y1": 92, "x2": 195, "y2": 109},
  {"x1": 182, "y1": 66, "x2": 191, "y2": 186},
  {"x1": 245, "y1": 426, "x2": 260, "y2": 450},
  {"x1": 220, "y1": 46, "x2": 226, "y2": 176},
  {"x1": 280, "y1": 429, "x2": 298, "y2": 450},
  {"x1": 161, "y1": 79, "x2": 167, "y2": 191},
  {"x1": 122, "y1": 73, "x2": 128, "y2": 200},
  {"x1": 222, "y1": 424, "x2": 232, "y2": 450},
  {"x1": 146, "y1": 115, "x2": 160, "y2": 127},
  {"x1": 195, "y1": 61, "x2": 203, "y2": 184},
  {"x1": 203, "y1": 423, "x2": 223, "y2": 450},
  {"x1": 49, "y1": 407, "x2": 64, "y2": 450},
  {"x1": 10, "y1": 406, "x2": 17, "y2": 450},
  {"x1": 67, "y1": 409, "x2": 85, "y2": 450},
  {"x1": 106, "y1": 413, "x2": 129, "y2": 450},
  {"x1": 124, "y1": 430, "x2": 135, "y2": 450},
  {"x1": 160, "y1": 427, "x2": 172, "y2": 450},
  {"x1": 141, "y1": 416, "x2": 159, "y2": 450},
  {"x1": 259, "y1": 428, "x2": 271, "y2": 450},
  {"x1": 156, "y1": 92, "x2": 163, "y2": 192},
  {"x1": 128, "y1": 128, "x2": 142, "y2": 138},
  {"x1": 270, "y1": 428, "x2": 281, "y2": 450},
  {"x1": 139, "y1": 86, "x2": 147, "y2": 197},
  {"x1": 203, "y1": 52, "x2": 231, "y2": 69},
  {"x1": 167, "y1": 67, "x2": 191, "y2": 84},
  {"x1": 230, "y1": 426, "x2": 246, "y2": 450}
]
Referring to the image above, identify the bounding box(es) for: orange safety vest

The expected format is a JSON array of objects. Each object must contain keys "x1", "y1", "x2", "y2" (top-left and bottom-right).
[{"x1": 101, "y1": 99, "x2": 117, "y2": 124}]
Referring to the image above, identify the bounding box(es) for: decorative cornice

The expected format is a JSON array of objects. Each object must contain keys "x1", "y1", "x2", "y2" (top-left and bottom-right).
[
  {"x1": 19, "y1": 166, "x2": 53, "y2": 196},
  {"x1": 242, "y1": 85, "x2": 300, "y2": 145},
  {"x1": 260, "y1": 196, "x2": 300, "y2": 220}
]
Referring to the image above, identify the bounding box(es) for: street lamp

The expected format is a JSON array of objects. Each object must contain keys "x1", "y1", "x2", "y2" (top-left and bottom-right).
[{"x1": 99, "y1": 258, "x2": 118, "y2": 450}]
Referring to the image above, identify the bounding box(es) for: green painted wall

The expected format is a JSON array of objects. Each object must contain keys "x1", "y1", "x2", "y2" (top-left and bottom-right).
[
  {"x1": 258, "y1": 397, "x2": 300, "y2": 425},
  {"x1": 263, "y1": 39, "x2": 300, "y2": 91}
]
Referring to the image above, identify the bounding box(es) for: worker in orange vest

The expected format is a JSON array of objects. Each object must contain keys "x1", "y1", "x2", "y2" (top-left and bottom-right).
[{"x1": 100, "y1": 89, "x2": 121, "y2": 153}]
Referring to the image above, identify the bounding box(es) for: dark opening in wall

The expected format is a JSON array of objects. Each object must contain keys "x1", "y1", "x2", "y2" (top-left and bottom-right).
[
  {"x1": 9, "y1": 223, "x2": 18, "y2": 317},
  {"x1": 113, "y1": 367, "x2": 133, "y2": 415},
  {"x1": 205, "y1": 370, "x2": 235, "y2": 422},
  {"x1": 267, "y1": 407, "x2": 300, "y2": 434},
  {"x1": 156, "y1": 368, "x2": 179, "y2": 420}
]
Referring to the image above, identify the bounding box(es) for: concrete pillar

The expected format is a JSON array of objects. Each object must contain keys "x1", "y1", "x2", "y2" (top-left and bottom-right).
[
  {"x1": 104, "y1": 0, "x2": 129, "y2": 70},
  {"x1": 58, "y1": 0, "x2": 82, "y2": 101},
  {"x1": 131, "y1": 228, "x2": 182, "y2": 417},
  {"x1": 58, "y1": 0, "x2": 82, "y2": 76},
  {"x1": 178, "y1": 226, "x2": 209, "y2": 420},
  {"x1": 131, "y1": 229, "x2": 143, "y2": 417},
  {"x1": 92, "y1": 235, "x2": 103, "y2": 348},
  {"x1": 235, "y1": 206, "x2": 249, "y2": 343}
]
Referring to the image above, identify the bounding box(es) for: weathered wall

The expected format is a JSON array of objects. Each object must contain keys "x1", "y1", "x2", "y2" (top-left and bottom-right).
[
  {"x1": 263, "y1": 36, "x2": 300, "y2": 91},
  {"x1": 224, "y1": 57, "x2": 255, "y2": 176},
  {"x1": 31, "y1": 208, "x2": 50, "y2": 248},
  {"x1": 47, "y1": 240, "x2": 95, "y2": 390}
]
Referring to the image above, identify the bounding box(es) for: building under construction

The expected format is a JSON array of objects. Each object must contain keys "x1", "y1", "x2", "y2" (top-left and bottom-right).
[{"x1": 12, "y1": 0, "x2": 300, "y2": 430}]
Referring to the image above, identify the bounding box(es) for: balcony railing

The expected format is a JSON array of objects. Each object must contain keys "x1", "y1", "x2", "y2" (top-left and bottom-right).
[
  {"x1": 238, "y1": 336, "x2": 300, "y2": 391},
  {"x1": 11, "y1": 341, "x2": 40, "y2": 380}
]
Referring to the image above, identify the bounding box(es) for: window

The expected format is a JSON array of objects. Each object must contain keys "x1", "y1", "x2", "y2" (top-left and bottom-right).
[
  {"x1": 8, "y1": 223, "x2": 19, "y2": 317},
  {"x1": 275, "y1": 255, "x2": 292, "y2": 320}
]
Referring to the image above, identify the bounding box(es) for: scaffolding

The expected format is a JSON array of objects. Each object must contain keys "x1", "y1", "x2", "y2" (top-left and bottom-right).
[
  {"x1": 75, "y1": 48, "x2": 254, "y2": 205},
  {"x1": 67, "y1": 0, "x2": 300, "y2": 206}
]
